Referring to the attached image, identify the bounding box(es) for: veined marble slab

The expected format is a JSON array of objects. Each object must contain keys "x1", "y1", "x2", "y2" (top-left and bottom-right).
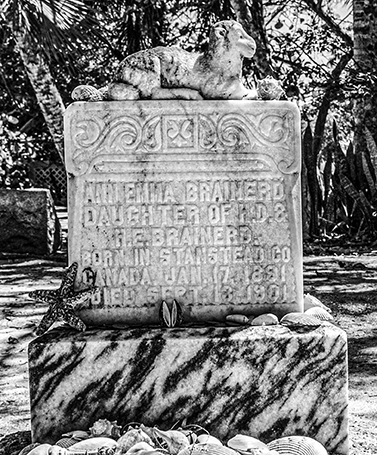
[
  {"x1": 65, "y1": 100, "x2": 303, "y2": 325},
  {"x1": 29, "y1": 325, "x2": 348, "y2": 454}
]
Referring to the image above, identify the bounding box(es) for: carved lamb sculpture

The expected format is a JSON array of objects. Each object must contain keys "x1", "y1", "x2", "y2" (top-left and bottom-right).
[{"x1": 72, "y1": 20, "x2": 265, "y2": 102}]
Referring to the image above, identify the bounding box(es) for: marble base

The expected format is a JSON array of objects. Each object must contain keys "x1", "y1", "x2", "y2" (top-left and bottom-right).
[{"x1": 28, "y1": 325, "x2": 348, "y2": 454}]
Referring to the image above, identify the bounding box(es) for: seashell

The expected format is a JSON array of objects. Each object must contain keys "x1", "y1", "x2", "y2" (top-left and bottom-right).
[
  {"x1": 179, "y1": 429, "x2": 198, "y2": 444},
  {"x1": 305, "y1": 307, "x2": 334, "y2": 321},
  {"x1": 227, "y1": 435, "x2": 268, "y2": 454},
  {"x1": 27, "y1": 444, "x2": 52, "y2": 455},
  {"x1": 61, "y1": 430, "x2": 90, "y2": 440},
  {"x1": 90, "y1": 418, "x2": 122, "y2": 439},
  {"x1": 117, "y1": 429, "x2": 155, "y2": 453},
  {"x1": 196, "y1": 434, "x2": 223, "y2": 445},
  {"x1": 125, "y1": 441, "x2": 164, "y2": 455},
  {"x1": 267, "y1": 436, "x2": 328, "y2": 455},
  {"x1": 69, "y1": 437, "x2": 117, "y2": 451},
  {"x1": 71, "y1": 85, "x2": 104, "y2": 102},
  {"x1": 159, "y1": 300, "x2": 183, "y2": 327},
  {"x1": 280, "y1": 312, "x2": 322, "y2": 331},
  {"x1": 257, "y1": 77, "x2": 285, "y2": 100},
  {"x1": 54, "y1": 437, "x2": 78, "y2": 448},
  {"x1": 225, "y1": 314, "x2": 249, "y2": 325},
  {"x1": 19, "y1": 443, "x2": 41, "y2": 455},
  {"x1": 152, "y1": 428, "x2": 190, "y2": 455},
  {"x1": 304, "y1": 294, "x2": 331, "y2": 313},
  {"x1": 251, "y1": 314, "x2": 279, "y2": 326},
  {"x1": 48, "y1": 446, "x2": 68, "y2": 455},
  {"x1": 178, "y1": 443, "x2": 239, "y2": 455}
]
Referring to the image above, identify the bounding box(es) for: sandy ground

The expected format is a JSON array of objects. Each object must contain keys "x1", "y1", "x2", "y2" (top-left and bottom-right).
[{"x1": 0, "y1": 213, "x2": 376, "y2": 454}]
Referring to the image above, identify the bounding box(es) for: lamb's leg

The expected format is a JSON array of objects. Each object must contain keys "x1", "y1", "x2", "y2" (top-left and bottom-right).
[
  {"x1": 151, "y1": 87, "x2": 203, "y2": 100},
  {"x1": 109, "y1": 53, "x2": 163, "y2": 100}
]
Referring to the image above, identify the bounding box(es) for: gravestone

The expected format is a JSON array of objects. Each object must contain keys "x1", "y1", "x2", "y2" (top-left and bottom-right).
[
  {"x1": 65, "y1": 100, "x2": 303, "y2": 326},
  {"x1": 28, "y1": 99, "x2": 349, "y2": 455},
  {"x1": 0, "y1": 189, "x2": 60, "y2": 255}
]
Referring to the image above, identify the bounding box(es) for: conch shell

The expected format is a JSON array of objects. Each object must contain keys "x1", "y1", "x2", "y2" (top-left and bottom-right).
[
  {"x1": 116, "y1": 428, "x2": 155, "y2": 454},
  {"x1": 267, "y1": 436, "x2": 328, "y2": 455},
  {"x1": 90, "y1": 419, "x2": 122, "y2": 439},
  {"x1": 152, "y1": 428, "x2": 190, "y2": 455},
  {"x1": 257, "y1": 77, "x2": 285, "y2": 100}
]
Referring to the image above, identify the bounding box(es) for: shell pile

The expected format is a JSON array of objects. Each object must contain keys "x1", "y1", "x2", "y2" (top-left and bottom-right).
[
  {"x1": 224, "y1": 294, "x2": 334, "y2": 330},
  {"x1": 18, "y1": 421, "x2": 329, "y2": 455}
]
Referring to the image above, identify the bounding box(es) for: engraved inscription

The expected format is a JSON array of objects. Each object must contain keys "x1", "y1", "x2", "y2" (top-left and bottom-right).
[
  {"x1": 66, "y1": 101, "x2": 302, "y2": 323},
  {"x1": 79, "y1": 177, "x2": 296, "y2": 309}
]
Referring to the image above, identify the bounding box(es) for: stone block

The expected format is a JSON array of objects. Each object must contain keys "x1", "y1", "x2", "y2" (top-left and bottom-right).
[
  {"x1": 29, "y1": 324, "x2": 348, "y2": 454},
  {"x1": 0, "y1": 189, "x2": 60, "y2": 255},
  {"x1": 64, "y1": 100, "x2": 303, "y2": 326}
]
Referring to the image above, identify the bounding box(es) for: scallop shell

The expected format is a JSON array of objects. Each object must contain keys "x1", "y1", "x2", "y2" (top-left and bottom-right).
[
  {"x1": 197, "y1": 434, "x2": 223, "y2": 445},
  {"x1": 225, "y1": 314, "x2": 250, "y2": 325},
  {"x1": 251, "y1": 314, "x2": 279, "y2": 326},
  {"x1": 179, "y1": 444, "x2": 239, "y2": 455},
  {"x1": 267, "y1": 436, "x2": 328, "y2": 455},
  {"x1": 54, "y1": 437, "x2": 78, "y2": 448},
  {"x1": 305, "y1": 307, "x2": 334, "y2": 321},
  {"x1": 227, "y1": 435, "x2": 268, "y2": 452},
  {"x1": 280, "y1": 312, "x2": 322, "y2": 330},
  {"x1": 71, "y1": 85, "x2": 104, "y2": 101},
  {"x1": 117, "y1": 428, "x2": 155, "y2": 453},
  {"x1": 304, "y1": 294, "x2": 331, "y2": 313}
]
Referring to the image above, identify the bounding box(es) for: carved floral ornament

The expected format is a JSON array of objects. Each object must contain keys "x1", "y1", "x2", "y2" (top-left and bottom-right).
[{"x1": 67, "y1": 110, "x2": 298, "y2": 176}]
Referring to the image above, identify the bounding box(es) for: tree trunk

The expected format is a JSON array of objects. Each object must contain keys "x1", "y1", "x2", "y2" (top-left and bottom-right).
[
  {"x1": 353, "y1": 0, "x2": 377, "y2": 170},
  {"x1": 15, "y1": 32, "x2": 65, "y2": 163},
  {"x1": 229, "y1": 0, "x2": 273, "y2": 79}
]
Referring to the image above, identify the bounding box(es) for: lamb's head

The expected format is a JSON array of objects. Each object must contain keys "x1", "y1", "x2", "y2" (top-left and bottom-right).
[{"x1": 209, "y1": 20, "x2": 256, "y2": 59}]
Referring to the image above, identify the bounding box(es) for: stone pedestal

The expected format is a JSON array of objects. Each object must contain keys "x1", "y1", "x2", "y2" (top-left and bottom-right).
[
  {"x1": 29, "y1": 324, "x2": 349, "y2": 454},
  {"x1": 0, "y1": 189, "x2": 60, "y2": 255}
]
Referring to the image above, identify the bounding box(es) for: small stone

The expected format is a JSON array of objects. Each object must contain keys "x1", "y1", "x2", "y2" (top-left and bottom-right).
[
  {"x1": 225, "y1": 314, "x2": 250, "y2": 325},
  {"x1": 251, "y1": 313, "x2": 279, "y2": 326}
]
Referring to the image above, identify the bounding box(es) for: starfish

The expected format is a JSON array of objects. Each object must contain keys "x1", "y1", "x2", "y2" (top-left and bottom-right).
[{"x1": 29, "y1": 262, "x2": 97, "y2": 336}]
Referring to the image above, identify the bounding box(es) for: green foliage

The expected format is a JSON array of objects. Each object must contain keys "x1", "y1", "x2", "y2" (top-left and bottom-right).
[{"x1": 304, "y1": 119, "x2": 377, "y2": 242}]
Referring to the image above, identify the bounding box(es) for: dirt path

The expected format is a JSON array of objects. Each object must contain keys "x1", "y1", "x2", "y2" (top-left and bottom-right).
[{"x1": 0, "y1": 251, "x2": 376, "y2": 454}]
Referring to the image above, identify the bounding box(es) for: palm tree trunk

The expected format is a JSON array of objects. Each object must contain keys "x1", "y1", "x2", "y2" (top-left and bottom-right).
[
  {"x1": 353, "y1": 0, "x2": 377, "y2": 169},
  {"x1": 15, "y1": 31, "x2": 65, "y2": 163}
]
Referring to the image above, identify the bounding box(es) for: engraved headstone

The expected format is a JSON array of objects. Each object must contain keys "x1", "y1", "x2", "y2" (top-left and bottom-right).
[{"x1": 65, "y1": 100, "x2": 302, "y2": 326}]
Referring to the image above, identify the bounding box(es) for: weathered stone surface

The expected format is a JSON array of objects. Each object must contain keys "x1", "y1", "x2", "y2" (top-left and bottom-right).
[
  {"x1": 29, "y1": 324, "x2": 349, "y2": 454},
  {"x1": 65, "y1": 100, "x2": 303, "y2": 326},
  {"x1": 0, "y1": 189, "x2": 60, "y2": 255}
]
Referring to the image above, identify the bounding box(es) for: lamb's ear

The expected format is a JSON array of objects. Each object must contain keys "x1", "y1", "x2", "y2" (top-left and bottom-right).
[{"x1": 213, "y1": 25, "x2": 226, "y2": 39}]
